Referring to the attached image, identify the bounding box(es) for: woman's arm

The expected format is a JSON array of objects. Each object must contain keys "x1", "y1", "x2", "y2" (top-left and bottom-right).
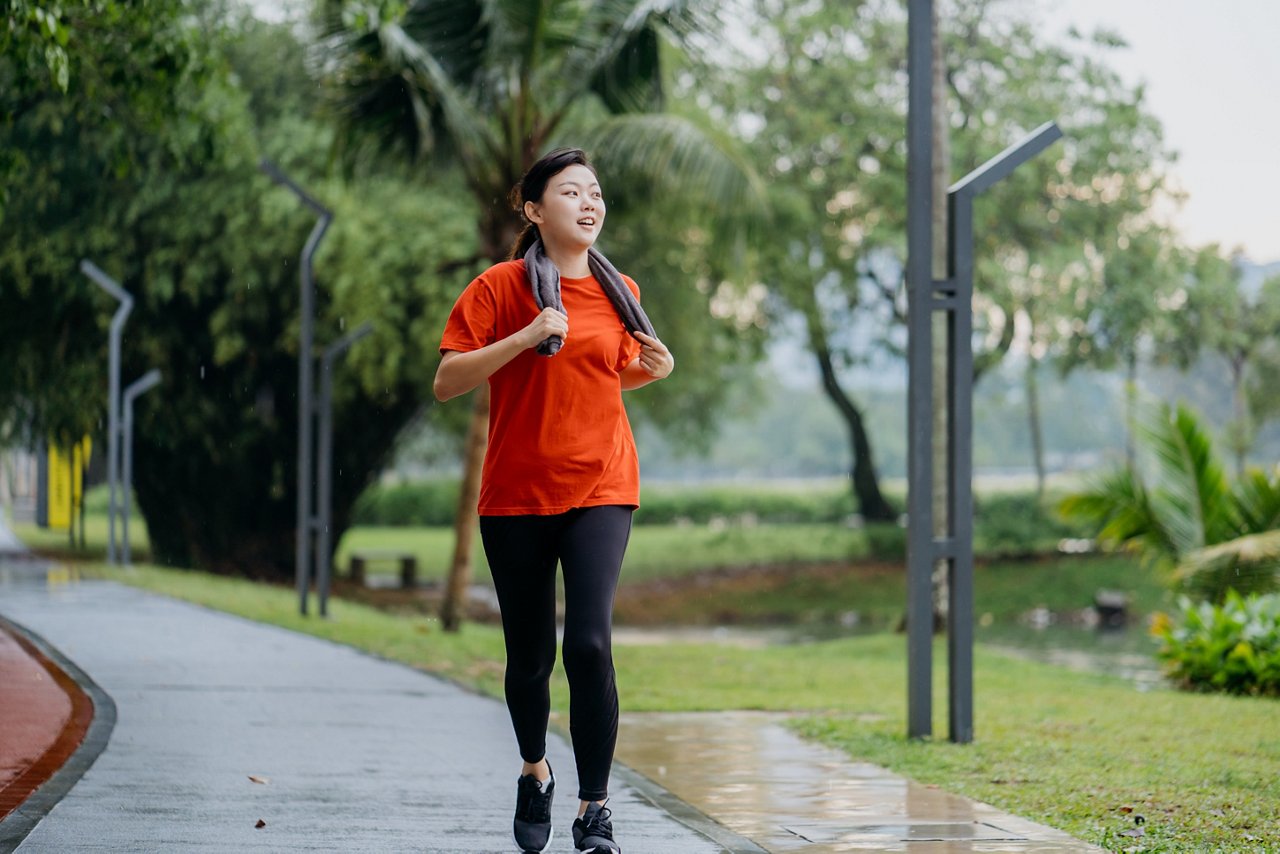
[
  {"x1": 433, "y1": 308, "x2": 568, "y2": 401},
  {"x1": 620, "y1": 331, "x2": 674, "y2": 390}
]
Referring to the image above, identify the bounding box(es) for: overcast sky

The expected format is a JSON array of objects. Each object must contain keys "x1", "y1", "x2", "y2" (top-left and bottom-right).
[
  {"x1": 1041, "y1": 0, "x2": 1280, "y2": 263},
  {"x1": 248, "y1": 0, "x2": 1280, "y2": 263}
]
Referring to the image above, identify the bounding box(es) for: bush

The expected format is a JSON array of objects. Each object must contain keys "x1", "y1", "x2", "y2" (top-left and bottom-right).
[
  {"x1": 351, "y1": 480, "x2": 461, "y2": 526},
  {"x1": 1153, "y1": 591, "x2": 1280, "y2": 697},
  {"x1": 972, "y1": 492, "x2": 1088, "y2": 557},
  {"x1": 633, "y1": 485, "x2": 854, "y2": 526}
]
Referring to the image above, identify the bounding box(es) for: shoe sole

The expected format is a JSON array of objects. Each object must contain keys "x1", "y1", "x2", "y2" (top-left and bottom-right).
[{"x1": 513, "y1": 827, "x2": 553, "y2": 854}]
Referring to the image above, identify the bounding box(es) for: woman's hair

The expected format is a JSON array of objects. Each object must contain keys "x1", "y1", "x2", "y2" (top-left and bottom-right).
[{"x1": 507, "y1": 147, "x2": 598, "y2": 260}]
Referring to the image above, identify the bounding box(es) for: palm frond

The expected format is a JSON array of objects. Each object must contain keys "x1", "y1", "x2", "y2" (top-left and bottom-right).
[
  {"x1": 1174, "y1": 529, "x2": 1280, "y2": 601},
  {"x1": 1140, "y1": 401, "x2": 1232, "y2": 557},
  {"x1": 1233, "y1": 465, "x2": 1280, "y2": 533},
  {"x1": 316, "y1": 1, "x2": 496, "y2": 171},
  {"x1": 553, "y1": 0, "x2": 723, "y2": 114},
  {"x1": 1058, "y1": 465, "x2": 1176, "y2": 563},
  {"x1": 576, "y1": 112, "x2": 766, "y2": 216}
]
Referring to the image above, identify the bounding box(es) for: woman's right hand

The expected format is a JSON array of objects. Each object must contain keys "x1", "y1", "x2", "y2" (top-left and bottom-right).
[{"x1": 519, "y1": 307, "x2": 569, "y2": 349}]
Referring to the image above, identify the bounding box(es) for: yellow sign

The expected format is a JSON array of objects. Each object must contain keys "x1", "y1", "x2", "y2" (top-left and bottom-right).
[{"x1": 46, "y1": 436, "x2": 92, "y2": 530}]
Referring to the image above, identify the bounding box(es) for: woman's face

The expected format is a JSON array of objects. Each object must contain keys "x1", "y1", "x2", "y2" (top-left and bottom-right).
[{"x1": 525, "y1": 163, "x2": 605, "y2": 251}]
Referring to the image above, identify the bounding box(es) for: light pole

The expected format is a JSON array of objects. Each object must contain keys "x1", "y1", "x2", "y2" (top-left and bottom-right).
[
  {"x1": 122, "y1": 369, "x2": 162, "y2": 566},
  {"x1": 905, "y1": 0, "x2": 1062, "y2": 743},
  {"x1": 259, "y1": 159, "x2": 333, "y2": 616},
  {"x1": 316, "y1": 322, "x2": 373, "y2": 617},
  {"x1": 80, "y1": 260, "x2": 133, "y2": 565}
]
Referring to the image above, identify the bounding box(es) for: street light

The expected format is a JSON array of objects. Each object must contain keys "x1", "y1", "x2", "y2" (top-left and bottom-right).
[
  {"x1": 80, "y1": 259, "x2": 133, "y2": 565},
  {"x1": 122, "y1": 369, "x2": 162, "y2": 566}
]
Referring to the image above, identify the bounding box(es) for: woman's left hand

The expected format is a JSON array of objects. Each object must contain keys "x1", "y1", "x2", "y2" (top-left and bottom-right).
[{"x1": 633, "y1": 331, "x2": 674, "y2": 379}]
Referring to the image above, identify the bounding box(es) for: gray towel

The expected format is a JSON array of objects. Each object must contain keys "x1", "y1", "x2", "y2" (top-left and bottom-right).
[{"x1": 524, "y1": 239, "x2": 656, "y2": 357}]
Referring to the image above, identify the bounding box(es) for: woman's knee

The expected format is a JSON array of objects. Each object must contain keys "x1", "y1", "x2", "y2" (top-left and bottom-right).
[{"x1": 561, "y1": 630, "x2": 612, "y2": 678}]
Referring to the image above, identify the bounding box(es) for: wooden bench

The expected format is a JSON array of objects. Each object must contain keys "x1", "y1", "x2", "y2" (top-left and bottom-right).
[{"x1": 348, "y1": 549, "x2": 418, "y2": 589}]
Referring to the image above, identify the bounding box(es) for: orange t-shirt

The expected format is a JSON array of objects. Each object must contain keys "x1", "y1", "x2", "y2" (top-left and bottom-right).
[{"x1": 438, "y1": 259, "x2": 644, "y2": 515}]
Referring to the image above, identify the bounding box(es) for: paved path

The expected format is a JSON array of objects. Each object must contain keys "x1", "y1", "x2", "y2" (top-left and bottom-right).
[
  {"x1": 0, "y1": 556, "x2": 744, "y2": 853},
  {"x1": 0, "y1": 515, "x2": 1103, "y2": 853}
]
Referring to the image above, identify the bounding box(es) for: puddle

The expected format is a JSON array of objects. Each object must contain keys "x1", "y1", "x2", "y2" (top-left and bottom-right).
[{"x1": 614, "y1": 711, "x2": 1102, "y2": 852}]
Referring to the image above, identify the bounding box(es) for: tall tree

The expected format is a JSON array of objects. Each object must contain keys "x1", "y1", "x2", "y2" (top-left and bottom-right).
[
  {"x1": 1178, "y1": 250, "x2": 1280, "y2": 475},
  {"x1": 318, "y1": 0, "x2": 761, "y2": 628},
  {"x1": 718, "y1": 0, "x2": 905, "y2": 521},
  {"x1": 1, "y1": 10, "x2": 481, "y2": 577}
]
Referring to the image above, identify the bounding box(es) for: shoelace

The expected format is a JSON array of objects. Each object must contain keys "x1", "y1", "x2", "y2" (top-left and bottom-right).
[
  {"x1": 517, "y1": 777, "x2": 553, "y2": 823},
  {"x1": 580, "y1": 802, "x2": 613, "y2": 836}
]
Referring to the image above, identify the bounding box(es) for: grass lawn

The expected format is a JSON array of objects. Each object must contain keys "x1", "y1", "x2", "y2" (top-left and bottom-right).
[
  {"x1": 87, "y1": 562, "x2": 1279, "y2": 852},
  {"x1": 337, "y1": 522, "x2": 871, "y2": 584}
]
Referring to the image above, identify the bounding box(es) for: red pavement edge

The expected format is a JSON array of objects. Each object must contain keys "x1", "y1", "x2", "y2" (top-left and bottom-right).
[{"x1": 0, "y1": 624, "x2": 94, "y2": 821}]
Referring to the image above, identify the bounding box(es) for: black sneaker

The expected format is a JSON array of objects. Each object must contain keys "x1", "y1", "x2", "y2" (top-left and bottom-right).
[
  {"x1": 572, "y1": 801, "x2": 620, "y2": 853},
  {"x1": 512, "y1": 764, "x2": 554, "y2": 853}
]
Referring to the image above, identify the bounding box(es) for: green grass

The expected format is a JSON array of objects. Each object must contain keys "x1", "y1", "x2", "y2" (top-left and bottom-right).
[
  {"x1": 339, "y1": 522, "x2": 869, "y2": 584},
  {"x1": 12, "y1": 517, "x2": 150, "y2": 561},
  {"x1": 87, "y1": 561, "x2": 1280, "y2": 852}
]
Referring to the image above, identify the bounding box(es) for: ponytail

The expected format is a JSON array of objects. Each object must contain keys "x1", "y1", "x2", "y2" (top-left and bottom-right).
[{"x1": 508, "y1": 222, "x2": 540, "y2": 261}]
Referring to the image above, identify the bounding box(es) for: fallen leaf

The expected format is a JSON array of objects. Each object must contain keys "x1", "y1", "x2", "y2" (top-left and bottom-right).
[
  {"x1": 255, "y1": 819, "x2": 267, "y2": 829},
  {"x1": 248, "y1": 776, "x2": 270, "y2": 785},
  {"x1": 1118, "y1": 806, "x2": 1134, "y2": 814}
]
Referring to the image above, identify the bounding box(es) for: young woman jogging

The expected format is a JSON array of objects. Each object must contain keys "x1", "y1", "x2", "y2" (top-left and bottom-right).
[{"x1": 434, "y1": 148, "x2": 674, "y2": 853}]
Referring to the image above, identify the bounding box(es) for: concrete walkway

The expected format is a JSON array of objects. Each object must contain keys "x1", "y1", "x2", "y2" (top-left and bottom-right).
[
  {"x1": 0, "y1": 516, "x2": 1103, "y2": 853},
  {"x1": 0, "y1": 556, "x2": 743, "y2": 853}
]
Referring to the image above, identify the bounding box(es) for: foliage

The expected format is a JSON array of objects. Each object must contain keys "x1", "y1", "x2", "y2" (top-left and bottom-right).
[
  {"x1": 0, "y1": 14, "x2": 480, "y2": 576},
  {"x1": 0, "y1": 0, "x2": 222, "y2": 222},
  {"x1": 316, "y1": 0, "x2": 767, "y2": 439},
  {"x1": 1061, "y1": 401, "x2": 1280, "y2": 601},
  {"x1": 1171, "y1": 250, "x2": 1280, "y2": 470},
  {"x1": 1153, "y1": 591, "x2": 1280, "y2": 697},
  {"x1": 352, "y1": 479, "x2": 462, "y2": 526},
  {"x1": 0, "y1": 0, "x2": 224, "y2": 439}
]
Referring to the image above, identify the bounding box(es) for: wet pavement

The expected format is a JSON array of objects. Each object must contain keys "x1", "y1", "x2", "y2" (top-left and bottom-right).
[
  {"x1": 0, "y1": 556, "x2": 739, "y2": 852},
  {"x1": 615, "y1": 712, "x2": 1103, "y2": 853},
  {"x1": 0, "y1": 515, "x2": 1103, "y2": 853}
]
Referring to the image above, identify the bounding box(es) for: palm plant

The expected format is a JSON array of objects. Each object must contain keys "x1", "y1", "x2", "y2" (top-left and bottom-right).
[
  {"x1": 1060, "y1": 401, "x2": 1280, "y2": 602},
  {"x1": 315, "y1": 0, "x2": 760, "y2": 629}
]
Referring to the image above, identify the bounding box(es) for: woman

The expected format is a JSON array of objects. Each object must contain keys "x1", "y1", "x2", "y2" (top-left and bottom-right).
[{"x1": 434, "y1": 148, "x2": 673, "y2": 854}]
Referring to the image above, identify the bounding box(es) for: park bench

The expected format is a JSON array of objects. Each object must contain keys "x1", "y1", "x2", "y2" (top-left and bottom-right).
[{"x1": 348, "y1": 549, "x2": 418, "y2": 589}]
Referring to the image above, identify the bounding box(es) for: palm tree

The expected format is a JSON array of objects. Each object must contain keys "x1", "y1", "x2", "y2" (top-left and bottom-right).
[
  {"x1": 1060, "y1": 401, "x2": 1280, "y2": 602},
  {"x1": 317, "y1": 0, "x2": 759, "y2": 629}
]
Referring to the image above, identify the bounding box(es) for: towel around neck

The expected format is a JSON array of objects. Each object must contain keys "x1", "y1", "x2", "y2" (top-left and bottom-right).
[{"x1": 523, "y1": 239, "x2": 656, "y2": 357}]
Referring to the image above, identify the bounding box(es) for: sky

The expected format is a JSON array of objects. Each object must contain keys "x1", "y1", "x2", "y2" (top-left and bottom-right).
[
  {"x1": 1039, "y1": 0, "x2": 1280, "y2": 264},
  {"x1": 249, "y1": 0, "x2": 1280, "y2": 264}
]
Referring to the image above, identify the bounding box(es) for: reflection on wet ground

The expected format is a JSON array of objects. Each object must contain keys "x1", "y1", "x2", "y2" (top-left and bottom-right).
[{"x1": 615, "y1": 711, "x2": 1104, "y2": 852}]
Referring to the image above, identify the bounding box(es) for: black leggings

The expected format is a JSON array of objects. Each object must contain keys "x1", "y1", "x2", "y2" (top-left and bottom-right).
[{"x1": 479, "y1": 505, "x2": 633, "y2": 802}]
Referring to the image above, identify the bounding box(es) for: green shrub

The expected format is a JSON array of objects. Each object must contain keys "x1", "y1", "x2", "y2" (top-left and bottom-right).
[
  {"x1": 351, "y1": 480, "x2": 461, "y2": 526},
  {"x1": 1153, "y1": 590, "x2": 1280, "y2": 697},
  {"x1": 864, "y1": 522, "x2": 906, "y2": 560},
  {"x1": 972, "y1": 492, "x2": 1087, "y2": 556},
  {"x1": 633, "y1": 485, "x2": 854, "y2": 525}
]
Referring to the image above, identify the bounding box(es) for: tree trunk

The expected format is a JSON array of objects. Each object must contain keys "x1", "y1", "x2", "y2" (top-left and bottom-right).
[
  {"x1": 929, "y1": 0, "x2": 951, "y2": 630},
  {"x1": 811, "y1": 339, "x2": 895, "y2": 522},
  {"x1": 441, "y1": 384, "x2": 489, "y2": 631},
  {"x1": 1026, "y1": 355, "x2": 1045, "y2": 499},
  {"x1": 1230, "y1": 354, "x2": 1249, "y2": 477},
  {"x1": 439, "y1": 211, "x2": 517, "y2": 631},
  {"x1": 1124, "y1": 351, "x2": 1138, "y2": 471}
]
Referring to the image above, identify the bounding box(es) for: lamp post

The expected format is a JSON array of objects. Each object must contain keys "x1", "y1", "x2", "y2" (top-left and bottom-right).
[
  {"x1": 315, "y1": 322, "x2": 373, "y2": 617},
  {"x1": 905, "y1": 0, "x2": 1063, "y2": 743},
  {"x1": 259, "y1": 159, "x2": 333, "y2": 616},
  {"x1": 80, "y1": 260, "x2": 133, "y2": 565},
  {"x1": 122, "y1": 369, "x2": 162, "y2": 566}
]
